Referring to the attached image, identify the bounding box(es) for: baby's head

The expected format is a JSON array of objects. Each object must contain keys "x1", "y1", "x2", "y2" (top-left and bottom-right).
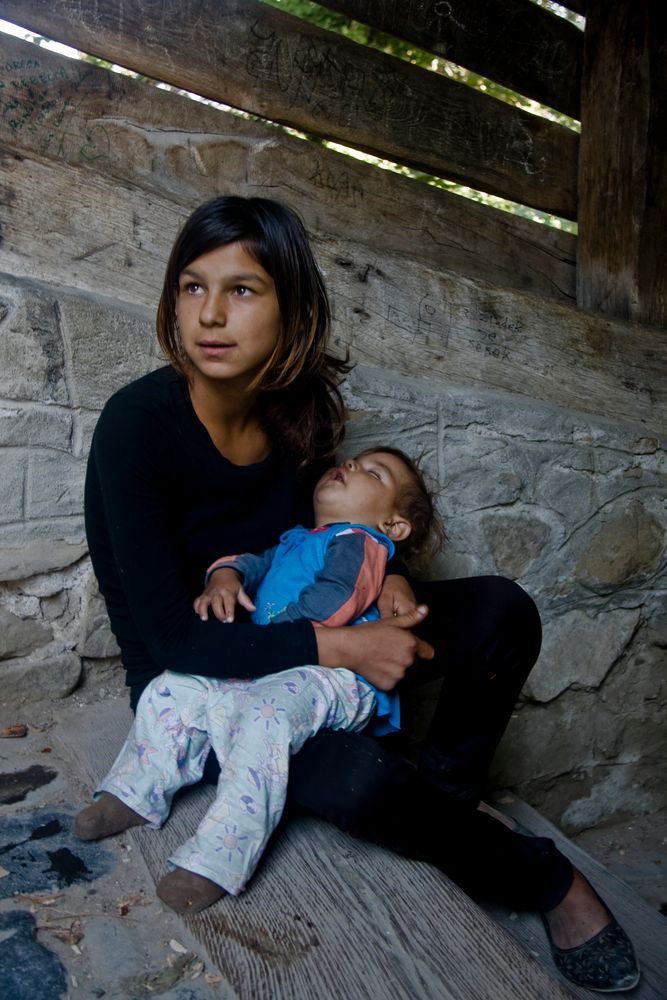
[{"x1": 313, "y1": 447, "x2": 441, "y2": 559}]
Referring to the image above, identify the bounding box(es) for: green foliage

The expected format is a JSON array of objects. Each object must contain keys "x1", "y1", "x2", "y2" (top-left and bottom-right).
[{"x1": 261, "y1": 0, "x2": 578, "y2": 232}]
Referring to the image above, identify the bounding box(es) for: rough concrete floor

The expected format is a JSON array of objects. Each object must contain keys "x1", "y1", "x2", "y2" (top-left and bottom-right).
[
  {"x1": 0, "y1": 671, "x2": 228, "y2": 1000},
  {"x1": 1, "y1": 669, "x2": 666, "y2": 1000}
]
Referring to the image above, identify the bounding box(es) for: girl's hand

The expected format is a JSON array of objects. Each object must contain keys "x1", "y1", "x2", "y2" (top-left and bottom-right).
[
  {"x1": 315, "y1": 606, "x2": 434, "y2": 691},
  {"x1": 377, "y1": 573, "x2": 419, "y2": 618},
  {"x1": 193, "y1": 568, "x2": 256, "y2": 623}
]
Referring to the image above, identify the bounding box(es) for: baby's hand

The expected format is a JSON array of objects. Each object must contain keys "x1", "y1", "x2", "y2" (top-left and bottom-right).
[{"x1": 193, "y1": 567, "x2": 256, "y2": 623}]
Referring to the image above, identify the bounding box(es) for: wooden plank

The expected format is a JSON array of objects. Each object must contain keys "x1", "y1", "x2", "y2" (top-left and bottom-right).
[
  {"x1": 490, "y1": 799, "x2": 667, "y2": 1000},
  {"x1": 0, "y1": 34, "x2": 576, "y2": 301},
  {"x1": 577, "y1": 0, "x2": 667, "y2": 326},
  {"x1": 0, "y1": 150, "x2": 663, "y2": 431},
  {"x1": 316, "y1": 0, "x2": 583, "y2": 118},
  {"x1": 0, "y1": 0, "x2": 579, "y2": 217},
  {"x1": 55, "y1": 695, "x2": 580, "y2": 1000}
]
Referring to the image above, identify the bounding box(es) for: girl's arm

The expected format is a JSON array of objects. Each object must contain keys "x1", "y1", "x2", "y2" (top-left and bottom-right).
[
  {"x1": 85, "y1": 388, "x2": 317, "y2": 686},
  {"x1": 315, "y1": 606, "x2": 433, "y2": 690}
]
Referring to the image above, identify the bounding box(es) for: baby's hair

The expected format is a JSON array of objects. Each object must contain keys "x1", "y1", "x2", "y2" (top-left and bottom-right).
[
  {"x1": 357, "y1": 446, "x2": 445, "y2": 561},
  {"x1": 156, "y1": 196, "x2": 349, "y2": 462}
]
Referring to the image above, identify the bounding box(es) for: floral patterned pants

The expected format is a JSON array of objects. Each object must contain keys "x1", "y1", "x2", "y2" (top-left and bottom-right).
[{"x1": 97, "y1": 666, "x2": 376, "y2": 894}]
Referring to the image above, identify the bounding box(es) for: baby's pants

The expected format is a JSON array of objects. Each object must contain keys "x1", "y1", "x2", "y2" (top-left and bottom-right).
[{"x1": 97, "y1": 666, "x2": 376, "y2": 894}]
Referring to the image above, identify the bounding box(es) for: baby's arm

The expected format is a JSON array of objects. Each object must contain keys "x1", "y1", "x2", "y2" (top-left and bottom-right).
[
  {"x1": 194, "y1": 548, "x2": 277, "y2": 623},
  {"x1": 194, "y1": 567, "x2": 255, "y2": 623},
  {"x1": 272, "y1": 528, "x2": 391, "y2": 627}
]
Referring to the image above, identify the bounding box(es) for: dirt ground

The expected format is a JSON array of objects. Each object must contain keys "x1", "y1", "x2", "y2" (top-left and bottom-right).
[
  {"x1": 1, "y1": 668, "x2": 665, "y2": 1000},
  {"x1": 0, "y1": 671, "x2": 229, "y2": 1000}
]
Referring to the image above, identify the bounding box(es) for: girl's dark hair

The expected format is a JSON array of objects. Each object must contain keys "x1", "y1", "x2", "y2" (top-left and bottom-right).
[
  {"x1": 156, "y1": 196, "x2": 350, "y2": 462},
  {"x1": 357, "y1": 446, "x2": 445, "y2": 561}
]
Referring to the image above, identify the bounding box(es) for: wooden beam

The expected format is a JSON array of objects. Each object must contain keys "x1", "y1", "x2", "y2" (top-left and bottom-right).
[
  {"x1": 1, "y1": 155, "x2": 662, "y2": 432},
  {"x1": 0, "y1": 34, "x2": 576, "y2": 300},
  {"x1": 0, "y1": 0, "x2": 578, "y2": 217},
  {"x1": 315, "y1": 0, "x2": 583, "y2": 119},
  {"x1": 577, "y1": 0, "x2": 667, "y2": 326}
]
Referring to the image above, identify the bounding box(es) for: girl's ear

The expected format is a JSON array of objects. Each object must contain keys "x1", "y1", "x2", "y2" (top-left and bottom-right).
[{"x1": 380, "y1": 517, "x2": 412, "y2": 543}]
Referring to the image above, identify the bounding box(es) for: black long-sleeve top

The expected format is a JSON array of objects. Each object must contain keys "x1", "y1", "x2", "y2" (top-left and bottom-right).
[{"x1": 84, "y1": 366, "x2": 325, "y2": 697}]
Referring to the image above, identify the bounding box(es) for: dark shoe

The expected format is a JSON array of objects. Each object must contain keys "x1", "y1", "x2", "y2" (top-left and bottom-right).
[{"x1": 542, "y1": 910, "x2": 640, "y2": 992}]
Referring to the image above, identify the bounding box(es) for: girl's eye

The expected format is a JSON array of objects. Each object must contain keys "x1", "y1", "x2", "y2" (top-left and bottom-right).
[
  {"x1": 234, "y1": 285, "x2": 252, "y2": 296},
  {"x1": 368, "y1": 470, "x2": 381, "y2": 480},
  {"x1": 181, "y1": 281, "x2": 201, "y2": 294}
]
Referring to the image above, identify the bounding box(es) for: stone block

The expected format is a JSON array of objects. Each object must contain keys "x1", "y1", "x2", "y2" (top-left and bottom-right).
[
  {"x1": 482, "y1": 510, "x2": 551, "y2": 579},
  {"x1": 0, "y1": 518, "x2": 86, "y2": 552},
  {"x1": 0, "y1": 607, "x2": 53, "y2": 659},
  {"x1": 526, "y1": 606, "x2": 641, "y2": 703},
  {"x1": 0, "y1": 402, "x2": 72, "y2": 449},
  {"x1": 0, "y1": 451, "x2": 26, "y2": 524},
  {"x1": 59, "y1": 294, "x2": 160, "y2": 410},
  {"x1": 560, "y1": 763, "x2": 657, "y2": 832},
  {"x1": 535, "y1": 460, "x2": 598, "y2": 524},
  {"x1": 26, "y1": 451, "x2": 87, "y2": 519},
  {"x1": 576, "y1": 500, "x2": 665, "y2": 590},
  {"x1": 0, "y1": 283, "x2": 69, "y2": 404},
  {"x1": 0, "y1": 539, "x2": 87, "y2": 582},
  {"x1": 78, "y1": 586, "x2": 120, "y2": 659},
  {"x1": 0, "y1": 651, "x2": 82, "y2": 703}
]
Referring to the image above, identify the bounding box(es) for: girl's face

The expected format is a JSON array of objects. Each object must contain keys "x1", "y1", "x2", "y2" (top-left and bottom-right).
[{"x1": 175, "y1": 242, "x2": 281, "y2": 391}]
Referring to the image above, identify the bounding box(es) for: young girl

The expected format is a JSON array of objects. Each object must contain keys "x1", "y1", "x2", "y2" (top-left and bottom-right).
[
  {"x1": 77, "y1": 447, "x2": 437, "y2": 911},
  {"x1": 83, "y1": 196, "x2": 638, "y2": 992}
]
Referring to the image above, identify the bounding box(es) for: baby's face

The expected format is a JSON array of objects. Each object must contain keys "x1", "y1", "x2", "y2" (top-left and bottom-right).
[{"x1": 313, "y1": 451, "x2": 411, "y2": 532}]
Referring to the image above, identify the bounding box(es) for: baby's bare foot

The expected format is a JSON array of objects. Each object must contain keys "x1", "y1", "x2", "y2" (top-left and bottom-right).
[
  {"x1": 157, "y1": 867, "x2": 226, "y2": 914},
  {"x1": 74, "y1": 792, "x2": 147, "y2": 841}
]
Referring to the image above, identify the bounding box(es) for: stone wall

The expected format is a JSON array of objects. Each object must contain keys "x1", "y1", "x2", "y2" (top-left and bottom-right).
[
  {"x1": 342, "y1": 367, "x2": 666, "y2": 830},
  {"x1": 2, "y1": 269, "x2": 664, "y2": 831},
  {"x1": 0, "y1": 35, "x2": 665, "y2": 833}
]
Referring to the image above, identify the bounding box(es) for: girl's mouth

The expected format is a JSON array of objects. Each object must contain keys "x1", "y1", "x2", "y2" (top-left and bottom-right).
[{"x1": 199, "y1": 342, "x2": 234, "y2": 357}]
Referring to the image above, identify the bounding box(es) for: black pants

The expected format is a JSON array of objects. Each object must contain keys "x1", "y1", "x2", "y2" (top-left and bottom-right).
[{"x1": 286, "y1": 576, "x2": 574, "y2": 912}]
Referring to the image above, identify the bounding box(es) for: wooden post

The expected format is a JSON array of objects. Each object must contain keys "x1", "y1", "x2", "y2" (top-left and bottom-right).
[{"x1": 577, "y1": 0, "x2": 667, "y2": 327}]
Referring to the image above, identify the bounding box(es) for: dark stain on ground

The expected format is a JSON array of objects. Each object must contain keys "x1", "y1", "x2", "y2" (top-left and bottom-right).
[
  {"x1": 208, "y1": 911, "x2": 319, "y2": 962},
  {"x1": 0, "y1": 764, "x2": 58, "y2": 805},
  {"x1": 0, "y1": 910, "x2": 67, "y2": 1000},
  {"x1": 0, "y1": 810, "x2": 114, "y2": 898},
  {"x1": 44, "y1": 846, "x2": 92, "y2": 886},
  {"x1": 0, "y1": 818, "x2": 63, "y2": 856}
]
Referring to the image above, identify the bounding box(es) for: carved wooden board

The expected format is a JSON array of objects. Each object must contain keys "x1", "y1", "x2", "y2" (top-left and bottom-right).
[
  {"x1": 0, "y1": 37, "x2": 664, "y2": 434},
  {"x1": 316, "y1": 0, "x2": 583, "y2": 118},
  {"x1": 0, "y1": 34, "x2": 576, "y2": 301},
  {"x1": 0, "y1": 0, "x2": 578, "y2": 216}
]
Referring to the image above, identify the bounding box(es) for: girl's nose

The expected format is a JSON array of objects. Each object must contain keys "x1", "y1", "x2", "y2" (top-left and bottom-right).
[
  {"x1": 344, "y1": 458, "x2": 357, "y2": 471},
  {"x1": 199, "y1": 292, "x2": 226, "y2": 327}
]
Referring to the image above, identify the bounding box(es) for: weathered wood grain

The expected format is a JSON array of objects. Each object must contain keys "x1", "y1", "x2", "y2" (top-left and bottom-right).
[
  {"x1": 491, "y1": 800, "x2": 667, "y2": 1000},
  {"x1": 0, "y1": 0, "x2": 578, "y2": 216},
  {"x1": 0, "y1": 34, "x2": 576, "y2": 300},
  {"x1": 577, "y1": 0, "x2": 667, "y2": 327},
  {"x1": 316, "y1": 0, "x2": 583, "y2": 118},
  {"x1": 0, "y1": 150, "x2": 663, "y2": 433},
  {"x1": 56, "y1": 695, "x2": 666, "y2": 1000},
  {"x1": 56, "y1": 696, "x2": 579, "y2": 1000}
]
